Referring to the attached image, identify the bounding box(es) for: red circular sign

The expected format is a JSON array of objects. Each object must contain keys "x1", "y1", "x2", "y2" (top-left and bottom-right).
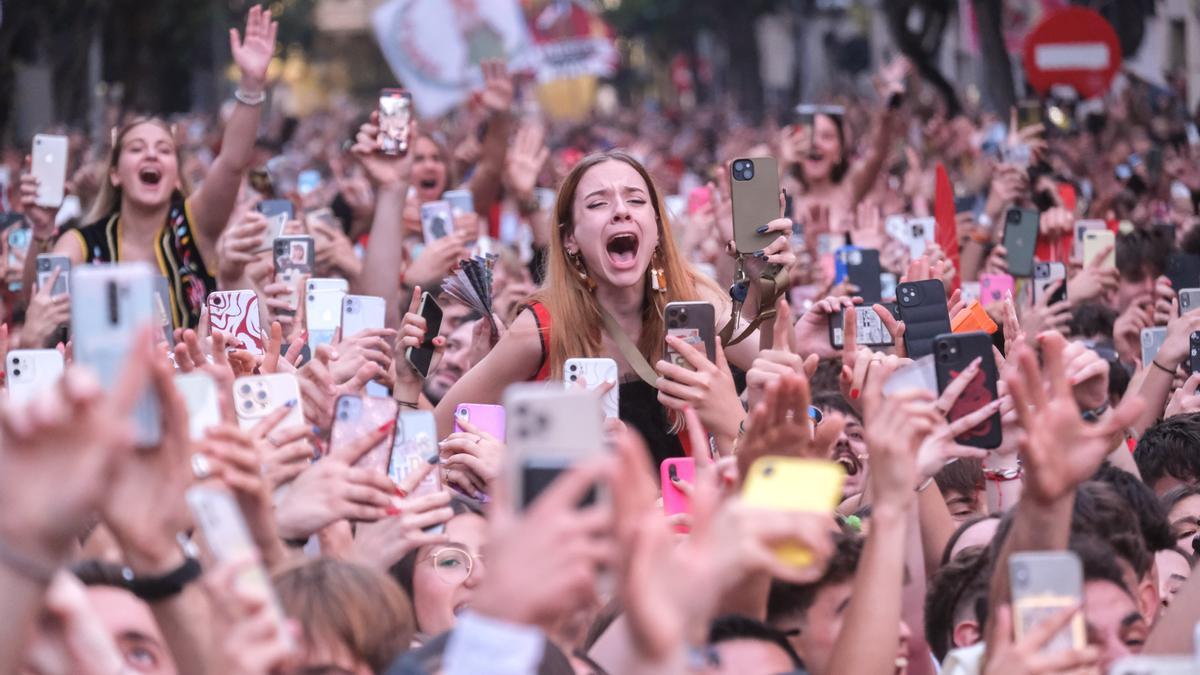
[{"x1": 1023, "y1": 6, "x2": 1121, "y2": 99}]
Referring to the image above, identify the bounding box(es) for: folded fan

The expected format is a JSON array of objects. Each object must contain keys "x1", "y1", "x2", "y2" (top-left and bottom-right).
[{"x1": 442, "y1": 255, "x2": 498, "y2": 338}]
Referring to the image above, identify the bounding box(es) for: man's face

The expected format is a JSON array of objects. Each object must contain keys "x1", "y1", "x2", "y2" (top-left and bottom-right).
[
  {"x1": 424, "y1": 319, "x2": 474, "y2": 403},
  {"x1": 1115, "y1": 269, "x2": 1155, "y2": 309},
  {"x1": 1084, "y1": 579, "x2": 1148, "y2": 671},
  {"x1": 707, "y1": 639, "x2": 796, "y2": 674},
  {"x1": 943, "y1": 489, "x2": 984, "y2": 522},
  {"x1": 777, "y1": 581, "x2": 910, "y2": 675},
  {"x1": 87, "y1": 586, "x2": 178, "y2": 675}
]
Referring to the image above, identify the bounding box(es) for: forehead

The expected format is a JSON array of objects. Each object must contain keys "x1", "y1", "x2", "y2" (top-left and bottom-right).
[
  {"x1": 950, "y1": 519, "x2": 1000, "y2": 559},
  {"x1": 1084, "y1": 579, "x2": 1138, "y2": 628},
  {"x1": 122, "y1": 122, "x2": 174, "y2": 147},
  {"x1": 576, "y1": 160, "x2": 649, "y2": 195},
  {"x1": 86, "y1": 586, "x2": 165, "y2": 638},
  {"x1": 414, "y1": 136, "x2": 441, "y2": 155},
  {"x1": 444, "y1": 512, "x2": 486, "y2": 548},
  {"x1": 1169, "y1": 494, "x2": 1200, "y2": 520}
]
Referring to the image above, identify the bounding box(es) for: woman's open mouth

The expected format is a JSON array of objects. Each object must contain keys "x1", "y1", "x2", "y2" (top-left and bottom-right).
[
  {"x1": 605, "y1": 232, "x2": 640, "y2": 269},
  {"x1": 418, "y1": 177, "x2": 438, "y2": 190},
  {"x1": 138, "y1": 166, "x2": 163, "y2": 187}
]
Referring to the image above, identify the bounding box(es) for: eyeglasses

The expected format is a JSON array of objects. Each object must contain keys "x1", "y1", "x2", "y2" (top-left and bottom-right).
[{"x1": 420, "y1": 547, "x2": 484, "y2": 585}]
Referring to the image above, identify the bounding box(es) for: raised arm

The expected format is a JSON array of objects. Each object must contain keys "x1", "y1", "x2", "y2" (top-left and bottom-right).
[
  {"x1": 187, "y1": 5, "x2": 277, "y2": 251},
  {"x1": 845, "y1": 58, "x2": 909, "y2": 204},
  {"x1": 466, "y1": 60, "x2": 515, "y2": 218}
]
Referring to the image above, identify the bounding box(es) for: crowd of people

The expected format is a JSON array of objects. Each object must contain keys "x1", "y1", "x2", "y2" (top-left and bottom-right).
[{"x1": 5, "y1": 4, "x2": 1200, "y2": 674}]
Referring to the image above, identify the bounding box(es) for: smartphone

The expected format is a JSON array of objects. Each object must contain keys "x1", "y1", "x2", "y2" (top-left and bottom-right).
[
  {"x1": 505, "y1": 384, "x2": 605, "y2": 510},
  {"x1": 845, "y1": 248, "x2": 883, "y2": 304},
  {"x1": 405, "y1": 292, "x2": 443, "y2": 378},
  {"x1": 232, "y1": 373, "x2": 304, "y2": 432},
  {"x1": 979, "y1": 273, "x2": 1014, "y2": 306},
  {"x1": 1110, "y1": 656, "x2": 1198, "y2": 675},
  {"x1": 185, "y1": 485, "x2": 291, "y2": 645},
  {"x1": 6, "y1": 349, "x2": 64, "y2": 405},
  {"x1": 331, "y1": 395, "x2": 399, "y2": 473},
  {"x1": 1179, "y1": 289, "x2": 1200, "y2": 316},
  {"x1": 1142, "y1": 327, "x2": 1168, "y2": 367},
  {"x1": 273, "y1": 235, "x2": 315, "y2": 315},
  {"x1": 883, "y1": 354, "x2": 938, "y2": 396},
  {"x1": 1002, "y1": 208, "x2": 1039, "y2": 277},
  {"x1": 31, "y1": 134, "x2": 68, "y2": 208},
  {"x1": 1009, "y1": 551, "x2": 1086, "y2": 654},
  {"x1": 35, "y1": 254, "x2": 70, "y2": 296},
  {"x1": 151, "y1": 276, "x2": 174, "y2": 346},
  {"x1": 1017, "y1": 100, "x2": 1042, "y2": 129},
  {"x1": 661, "y1": 457, "x2": 696, "y2": 531},
  {"x1": 388, "y1": 410, "x2": 442, "y2": 509},
  {"x1": 207, "y1": 290, "x2": 264, "y2": 354},
  {"x1": 6, "y1": 224, "x2": 31, "y2": 279},
  {"x1": 1165, "y1": 253, "x2": 1200, "y2": 295},
  {"x1": 453, "y1": 403, "x2": 506, "y2": 440},
  {"x1": 256, "y1": 198, "x2": 294, "y2": 221},
  {"x1": 664, "y1": 301, "x2": 716, "y2": 370},
  {"x1": 729, "y1": 157, "x2": 780, "y2": 254},
  {"x1": 444, "y1": 189, "x2": 474, "y2": 216},
  {"x1": 378, "y1": 88, "x2": 413, "y2": 156},
  {"x1": 1072, "y1": 219, "x2": 1106, "y2": 261},
  {"x1": 1189, "y1": 332, "x2": 1200, "y2": 375},
  {"x1": 420, "y1": 200, "x2": 454, "y2": 243},
  {"x1": 896, "y1": 280, "x2": 952, "y2": 359},
  {"x1": 174, "y1": 372, "x2": 222, "y2": 441},
  {"x1": 71, "y1": 263, "x2": 161, "y2": 447},
  {"x1": 564, "y1": 357, "x2": 620, "y2": 419},
  {"x1": 340, "y1": 295, "x2": 386, "y2": 339},
  {"x1": 1033, "y1": 262, "x2": 1067, "y2": 305},
  {"x1": 305, "y1": 282, "x2": 347, "y2": 353},
  {"x1": 1083, "y1": 230, "x2": 1116, "y2": 270},
  {"x1": 741, "y1": 457, "x2": 846, "y2": 567},
  {"x1": 933, "y1": 332, "x2": 1002, "y2": 449},
  {"x1": 829, "y1": 305, "x2": 895, "y2": 348},
  {"x1": 903, "y1": 217, "x2": 936, "y2": 259}
]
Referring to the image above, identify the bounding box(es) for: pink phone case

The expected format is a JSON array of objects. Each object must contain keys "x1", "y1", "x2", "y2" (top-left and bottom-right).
[
  {"x1": 208, "y1": 290, "x2": 264, "y2": 354},
  {"x1": 454, "y1": 403, "x2": 507, "y2": 441},
  {"x1": 979, "y1": 274, "x2": 1014, "y2": 306},
  {"x1": 661, "y1": 458, "x2": 696, "y2": 532},
  {"x1": 330, "y1": 395, "x2": 399, "y2": 472}
]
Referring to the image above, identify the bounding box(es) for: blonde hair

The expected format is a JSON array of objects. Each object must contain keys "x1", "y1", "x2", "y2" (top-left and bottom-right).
[
  {"x1": 531, "y1": 151, "x2": 720, "y2": 379},
  {"x1": 84, "y1": 116, "x2": 191, "y2": 223}
]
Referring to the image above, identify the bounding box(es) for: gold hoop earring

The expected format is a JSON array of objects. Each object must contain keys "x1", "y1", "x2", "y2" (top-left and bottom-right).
[
  {"x1": 650, "y1": 246, "x2": 667, "y2": 293},
  {"x1": 567, "y1": 250, "x2": 596, "y2": 291}
]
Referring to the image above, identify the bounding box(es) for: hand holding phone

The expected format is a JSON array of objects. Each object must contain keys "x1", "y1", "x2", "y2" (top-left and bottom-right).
[
  {"x1": 405, "y1": 293, "x2": 443, "y2": 378},
  {"x1": 729, "y1": 157, "x2": 780, "y2": 254}
]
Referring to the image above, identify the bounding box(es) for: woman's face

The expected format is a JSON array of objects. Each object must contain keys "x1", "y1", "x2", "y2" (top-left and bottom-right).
[
  {"x1": 800, "y1": 114, "x2": 843, "y2": 184},
  {"x1": 565, "y1": 159, "x2": 660, "y2": 290},
  {"x1": 1167, "y1": 494, "x2": 1200, "y2": 552},
  {"x1": 111, "y1": 122, "x2": 179, "y2": 210},
  {"x1": 412, "y1": 512, "x2": 487, "y2": 636},
  {"x1": 411, "y1": 136, "x2": 448, "y2": 203}
]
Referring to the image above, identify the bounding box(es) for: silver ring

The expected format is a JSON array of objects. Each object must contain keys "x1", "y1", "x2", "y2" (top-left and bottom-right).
[{"x1": 190, "y1": 453, "x2": 213, "y2": 481}]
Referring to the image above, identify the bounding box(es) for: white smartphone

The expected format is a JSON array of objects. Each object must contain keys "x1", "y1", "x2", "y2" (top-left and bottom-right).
[
  {"x1": 232, "y1": 373, "x2": 305, "y2": 432},
  {"x1": 1010, "y1": 551, "x2": 1085, "y2": 654},
  {"x1": 504, "y1": 383, "x2": 605, "y2": 510},
  {"x1": 389, "y1": 410, "x2": 443, "y2": 531},
  {"x1": 340, "y1": 295, "x2": 386, "y2": 338},
  {"x1": 305, "y1": 281, "x2": 347, "y2": 353},
  {"x1": 175, "y1": 372, "x2": 222, "y2": 441},
  {"x1": 6, "y1": 349, "x2": 64, "y2": 405},
  {"x1": 443, "y1": 189, "x2": 474, "y2": 216},
  {"x1": 1142, "y1": 327, "x2": 1168, "y2": 367},
  {"x1": 564, "y1": 357, "x2": 619, "y2": 419},
  {"x1": 31, "y1": 134, "x2": 68, "y2": 208},
  {"x1": 35, "y1": 254, "x2": 71, "y2": 296},
  {"x1": 71, "y1": 263, "x2": 161, "y2": 447},
  {"x1": 420, "y1": 200, "x2": 454, "y2": 243}
]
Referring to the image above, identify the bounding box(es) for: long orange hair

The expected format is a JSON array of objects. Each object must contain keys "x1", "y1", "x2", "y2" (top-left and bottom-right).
[{"x1": 531, "y1": 151, "x2": 720, "y2": 379}]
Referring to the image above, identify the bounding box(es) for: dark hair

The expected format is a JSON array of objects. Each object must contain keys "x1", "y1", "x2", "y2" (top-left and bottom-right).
[
  {"x1": 1116, "y1": 228, "x2": 1172, "y2": 282},
  {"x1": 389, "y1": 496, "x2": 486, "y2": 614},
  {"x1": 1160, "y1": 484, "x2": 1200, "y2": 514},
  {"x1": 942, "y1": 514, "x2": 1001, "y2": 566},
  {"x1": 1093, "y1": 464, "x2": 1175, "y2": 553},
  {"x1": 767, "y1": 533, "x2": 862, "y2": 625},
  {"x1": 1070, "y1": 534, "x2": 1136, "y2": 597},
  {"x1": 71, "y1": 559, "x2": 133, "y2": 587},
  {"x1": 924, "y1": 546, "x2": 991, "y2": 661},
  {"x1": 708, "y1": 614, "x2": 805, "y2": 669},
  {"x1": 934, "y1": 457, "x2": 983, "y2": 499},
  {"x1": 1135, "y1": 414, "x2": 1200, "y2": 491},
  {"x1": 792, "y1": 113, "x2": 850, "y2": 185},
  {"x1": 1068, "y1": 304, "x2": 1117, "y2": 341},
  {"x1": 810, "y1": 358, "x2": 845, "y2": 399},
  {"x1": 1071, "y1": 481, "x2": 1152, "y2": 579}
]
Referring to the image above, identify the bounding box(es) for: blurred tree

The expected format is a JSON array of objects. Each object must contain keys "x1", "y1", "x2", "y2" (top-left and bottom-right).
[{"x1": 606, "y1": 0, "x2": 786, "y2": 120}]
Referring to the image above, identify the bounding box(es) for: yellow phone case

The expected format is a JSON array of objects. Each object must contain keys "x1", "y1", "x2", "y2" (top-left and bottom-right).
[{"x1": 741, "y1": 457, "x2": 846, "y2": 567}]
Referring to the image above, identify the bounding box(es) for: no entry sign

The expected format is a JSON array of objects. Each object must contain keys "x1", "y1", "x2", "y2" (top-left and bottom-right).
[{"x1": 1023, "y1": 6, "x2": 1121, "y2": 99}]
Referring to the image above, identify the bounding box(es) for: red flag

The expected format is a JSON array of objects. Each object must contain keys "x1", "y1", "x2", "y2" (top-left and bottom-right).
[{"x1": 934, "y1": 163, "x2": 961, "y2": 293}]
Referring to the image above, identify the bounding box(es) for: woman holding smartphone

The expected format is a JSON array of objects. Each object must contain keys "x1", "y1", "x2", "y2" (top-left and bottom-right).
[
  {"x1": 19, "y1": 6, "x2": 277, "y2": 330},
  {"x1": 428, "y1": 150, "x2": 793, "y2": 460}
]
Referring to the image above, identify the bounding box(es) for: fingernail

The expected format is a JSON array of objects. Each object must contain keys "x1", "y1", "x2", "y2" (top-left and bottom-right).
[
  {"x1": 311, "y1": 425, "x2": 323, "y2": 436},
  {"x1": 284, "y1": 399, "x2": 297, "y2": 407},
  {"x1": 386, "y1": 505, "x2": 401, "y2": 516},
  {"x1": 377, "y1": 420, "x2": 395, "y2": 433},
  {"x1": 849, "y1": 388, "x2": 860, "y2": 399},
  {"x1": 754, "y1": 249, "x2": 765, "y2": 258},
  {"x1": 670, "y1": 476, "x2": 680, "y2": 483},
  {"x1": 756, "y1": 225, "x2": 769, "y2": 234},
  {"x1": 427, "y1": 454, "x2": 441, "y2": 465}
]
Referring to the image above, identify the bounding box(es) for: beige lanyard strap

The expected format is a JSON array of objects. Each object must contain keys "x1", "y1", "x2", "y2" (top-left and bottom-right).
[{"x1": 596, "y1": 304, "x2": 659, "y2": 388}]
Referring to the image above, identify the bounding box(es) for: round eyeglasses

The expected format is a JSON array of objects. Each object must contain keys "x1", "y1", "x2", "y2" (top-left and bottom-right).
[{"x1": 421, "y1": 547, "x2": 484, "y2": 585}]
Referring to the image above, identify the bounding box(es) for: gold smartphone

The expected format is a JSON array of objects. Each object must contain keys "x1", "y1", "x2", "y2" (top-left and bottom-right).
[{"x1": 729, "y1": 157, "x2": 780, "y2": 254}]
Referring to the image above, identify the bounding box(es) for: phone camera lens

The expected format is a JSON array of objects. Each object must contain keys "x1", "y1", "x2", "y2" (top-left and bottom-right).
[
  {"x1": 11, "y1": 369, "x2": 20, "y2": 377},
  {"x1": 568, "y1": 364, "x2": 577, "y2": 371},
  {"x1": 338, "y1": 411, "x2": 348, "y2": 421},
  {"x1": 242, "y1": 399, "x2": 253, "y2": 410},
  {"x1": 256, "y1": 390, "x2": 268, "y2": 400},
  {"x1": 239, "y1": 383, "x2": 251, "y2": 395},
  {"x1": 569, "y1": 375, "x2": 577, "y2": 381},
  {"x1": 762, "y1": 465, "x2": 774, "y2": 477}
]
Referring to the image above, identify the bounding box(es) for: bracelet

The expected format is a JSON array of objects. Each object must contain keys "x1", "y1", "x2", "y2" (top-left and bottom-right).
[
  {"x1": 916, "y1": 476, "x2": 935, "y2": 493},
  {"x1": 982, "y1": 465, "x2": 1023, "y2": 481},
  {"x1": 397, "y1": 400, "x2": 419, "y2": 409},
  {"x1": 0, "y1": 535, "x2": 60, "y2": 584},
  {"x1": 234, "y1": 88, "x2": 266, "y2": 106},
  {"x1": 1151, "y1": 359, "x2": 1175, "y2": 376},
  {"x1": 123, "y1": 557, "x2": 202, "y2": 602}
]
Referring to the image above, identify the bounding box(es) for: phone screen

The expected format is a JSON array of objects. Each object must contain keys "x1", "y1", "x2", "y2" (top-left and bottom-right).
[{"x1": 407, "y1": 294, "x2": 443, "y2": 377}]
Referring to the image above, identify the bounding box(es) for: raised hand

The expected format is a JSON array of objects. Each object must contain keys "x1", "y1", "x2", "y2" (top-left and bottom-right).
[
  {"x1": 18, "y1": 159, "x2": 57, "y2": 239},
  {"x1": 737, "y1": 373, "x2": 845, "y2": 488},
  {"x1": 794, "y1": 295, "x2": 857, "y2": 358},
  {"x1": 202, "y1": 555, "x2": 296, "y2": 674},
  {"x1": 352, "y1": 480, "x2": 454, "y2": 571},
  {"x1": 654, "y1": 335, "x2": 743, "y2": 444},
  {"x1": 216, "y1": 211, "x2": 268, "y2": 288},
  {"x1": 438, "y1": 415, "x2": 503, "y2": 498},
  {"x1": 229, "y1": 4, "x2": 278, "y2": 91},
  {"x1": 351, "y1": 114, "x2": 416, "y2": 188},
  {"x1": 1003, "y1": 332, "x2": 1142, "y2": 505},
  {"x1": 504, "y1": 121, "x2": 549, "y2": 202},
  {"x1": 393, "y1": 285, "x2": 446, "y2": 404},
  {"x1": 20, "y1": 268, "x2": 69, "y2": 348},
  {"x1": 477, "y1": 59, "x2": 514, "y2": 114}
]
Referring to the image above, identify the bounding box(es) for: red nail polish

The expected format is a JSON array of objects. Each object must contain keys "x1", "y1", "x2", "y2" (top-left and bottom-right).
[
  {"x1": 849, "y1": 388, "x2": 859, "y2": 400},
  {"x1": 377, "y1": 420, "x2": 395, "y2": 434},
  {"x1": 386, "y1": 505, "x2": 400, "y2": 516}
]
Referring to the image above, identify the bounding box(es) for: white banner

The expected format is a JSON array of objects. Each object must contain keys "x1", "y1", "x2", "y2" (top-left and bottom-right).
[{"x1": 371, "y1": 0, "x2": 535, "y2": 118}]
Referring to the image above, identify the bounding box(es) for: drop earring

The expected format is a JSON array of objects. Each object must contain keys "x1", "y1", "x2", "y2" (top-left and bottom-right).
[
  {"x1": 650, "y1": 247, "x2": 667, "y2": 293},
  {"x1": 567, "y1": 249, "x2": 596, "y2": 291}
]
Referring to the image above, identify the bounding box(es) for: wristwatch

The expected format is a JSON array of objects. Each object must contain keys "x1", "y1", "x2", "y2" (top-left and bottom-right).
[{"x1": 123, "y1": 557, "x2": 201, "y2": 602}]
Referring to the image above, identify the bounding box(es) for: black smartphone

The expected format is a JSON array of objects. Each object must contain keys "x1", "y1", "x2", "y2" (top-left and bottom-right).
[
  {"x1": 828, "y1": 303, "x2": 896, "y2": 348},
  {"x1": 846, "y1": 248, "x2": 883, "y2": 304},
  {"x1": 1002, "y1": 208, "x2": 1039, "y2": 278},
  {"x1": 896, "y1": 280, "x2": 951, "y2": 359},
  {"x1": 1190, "y1": 332, "x2": 1200, "y2": 375},
  {"x1": 1166, "y1": 253, "x2": 1200, "y2": 294},
  {"x1": 405, "y1": 292, "x2": 443, "y2": 378},
  {"x1": 933, "y1": 332, "x2": 1002, "y2": 449}
]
